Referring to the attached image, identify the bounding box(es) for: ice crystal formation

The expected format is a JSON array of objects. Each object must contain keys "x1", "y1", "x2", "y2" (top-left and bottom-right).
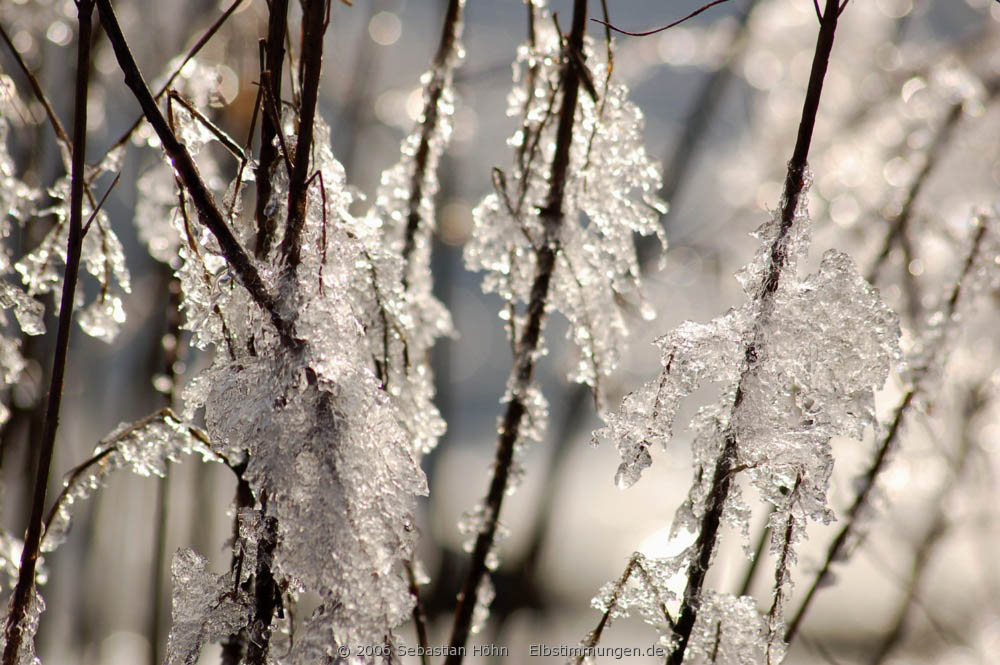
[
  {"x1": 594, "y1": 178, "x2": 901, "y2": 656},
  {"x1": 465, "y1": 17, "x2": 666, "y2": 400},
  {"x1": 157, "y1": 11, "x2": 468, "y2": 655}
]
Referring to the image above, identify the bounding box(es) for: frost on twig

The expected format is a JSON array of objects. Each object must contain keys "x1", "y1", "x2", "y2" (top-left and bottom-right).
[
  {"x1": 15, "y1": 144, "x2": 130, "y2": 344},
  {"x1": 592, "y1": 172, "x2": 900, "y2": 656},
  {"x1": 41, "y1": 408, "x2": 218, "y2": 553},
  {"x1": 466, "y1": 18, "x2": 666, "y2": 401},
  {"x1": 361, "y1": 0, "x2": 466, "y2": 457}
]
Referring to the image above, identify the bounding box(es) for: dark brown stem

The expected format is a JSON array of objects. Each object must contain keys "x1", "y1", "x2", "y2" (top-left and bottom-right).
[
  {"x1": 400, "y1": 0, "x2": 464, "y2": 278},
  {"x1": 444, "y1": 2, "x2": 588, "y2": 661},
  {"x1": 1, "y1": 3, "x2": 94, "y2": 663},
  {"x1": 405, "y1": 561, "x2": 431, "y2": 665},
  {"x1": 96, "y1": 0, "x2": 298, "y2": 348},
  {"x1": 254, "y1": 0, "x2": 289, "y2": 259},
  {"x1": 786, "y1": 219, "x2": 989, "y2": 645},
  {"x1": 668, "y1": 3, "x2": 843, "y2": 663},
  {"x1": 278, "y1": 0, "x2": 328, "y2": 272},
  {"x1": 246, "y1": 502, "x2": 280, "y2": 665}
]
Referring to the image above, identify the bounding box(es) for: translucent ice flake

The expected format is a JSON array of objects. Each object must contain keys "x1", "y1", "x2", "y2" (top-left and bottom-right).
[
  {"x1": 590, "y1": 553, "x2": 682, "y2": 639},
  {"x1": 15, "y1": 167, "x2": 131, "y2": 342},
  {"x1": 0, "y1": 282, "x2": 44, "y2": 337},
  {"x1": 470, "y1": 574, "x2": 494, "y2": 635},
  {"x1": 165, "y1": 548, "x2": 248, "y2": 665},
  {"x1": 465, "y1": 25, "x2": 665, "y2": 394},
  {"x1": 76, "y1": 294, "x2": 126, "y2": 344},
  {"x1": 188, "y1": 340, "x2": 428, "y2": 649}
]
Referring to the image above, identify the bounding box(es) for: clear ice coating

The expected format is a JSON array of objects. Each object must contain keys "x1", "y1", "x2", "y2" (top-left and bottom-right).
[
  {"x1": 593, "y1": 174, "x2": 900, "y2": 660},
  {"x1": 684, "y1": 592, "x2": 767, "y2": 665},
  {"x1": 464, "y1": 17, "x2": 667, "y2": 401},
  {"x1": 165, "y1": 548, "x2": 248, "y2": 665},
  {"x1": 175, "y1": 110, "x2": 433, "y2": 654},
  {"x1": 0, "y1": 114, "x2": 46, "y2": 424}
]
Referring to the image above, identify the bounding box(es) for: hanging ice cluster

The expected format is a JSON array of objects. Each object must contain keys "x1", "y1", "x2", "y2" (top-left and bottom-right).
[
  {"x1": 13, "y1": 140, "x2": 130, "y2": 344},
  {"x1": 168, "y1": 101, "x2": 430, "y2": 656},
  {"x1": 360, "y1": 0, "x2": 465, "y2": 456},
  {"x1": 465, "y1": 15, "x2": 666, "y2": 400},
  {"x1": 594, "y1": 177, "x2": 900, "y2": 657},
  {"x1": 165, "y1": 548, "x2": 248, "y2": 665},
  {"x1": 0, "y1": 115, "x2": 45, "y2": 425}
]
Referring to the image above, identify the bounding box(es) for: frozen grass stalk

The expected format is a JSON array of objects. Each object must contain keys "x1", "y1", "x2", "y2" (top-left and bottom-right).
[
  {"x1": 666, "y1": 2, "x2": 846, "y2": 662},
  {"x1": 1, "y1": 3, "x2": 94, "y2": 663},
  {"x1": 445, "y1": 0, "x2": 589, "y2": 660}
]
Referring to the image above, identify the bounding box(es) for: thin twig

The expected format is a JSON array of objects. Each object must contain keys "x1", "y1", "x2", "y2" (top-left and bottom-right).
[
  {"x1": 405, "y1": 561, "x2": 430, "y2": 665},
  {"x1": 40, "y1": 408, "x2": 227, "y2": 537},
  {"x1": 400, "y1": 0, "x2": 464, "y2": 281},
  {"x1": 667, "y1": 2, "x2": 844, "y2": 663},
  {"x1": 592, "y1": 0, "x2": 732, "y2": 37},
  {"x1": 278, "y1": 0, "x2": 329, "y2": 272},
  {"x1": 0, "y1": 24, "x2": 71, "y2": 149},
  {"x1": 444, "y1": 2, "x2": 589, "y2": 661},
  {"x1": 96, "y1": 0, "x2": 298, "y2": 348},
  {"x1": 2, "y1": 4, "x2": 95, "y2": 662},
  {"x1": 166, "y1": 90, "x2": 245, "y2": 158},
  {"x1": 254, "y1": 0, "x2": 289, "y2": 259},
  {"x1": 81, "y1": 172, "x2": 121, "y2": 237}
]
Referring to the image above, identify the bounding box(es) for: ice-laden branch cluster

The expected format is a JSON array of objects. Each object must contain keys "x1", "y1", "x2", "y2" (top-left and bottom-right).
[
  {"x1": 174, "y1": 116, "x2": 431, "y2": 660},
  {"x1": 592, "y1": 177, "x2": 901, "y2": 660},
  {"x1": 467, "y1": 21, "x2": 666, "y2": 399},
  {"x1": 128, "y1": 35, "x2": 464, "y2": 658},
  {"x1": 464, "y1": 10, "x2": 666, "y2": 485}
]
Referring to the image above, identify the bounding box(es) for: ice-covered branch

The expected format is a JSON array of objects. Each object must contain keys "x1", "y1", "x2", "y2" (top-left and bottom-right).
[
  {"x1": 446, "y1": 1, "x2": 590, "y2": 659},
  {"x1": 666, "y1": 3, "x2": 845, "y2": 662},
  {"x1": 400, "y1": 0, "x2": 465, "y2": 274}
]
